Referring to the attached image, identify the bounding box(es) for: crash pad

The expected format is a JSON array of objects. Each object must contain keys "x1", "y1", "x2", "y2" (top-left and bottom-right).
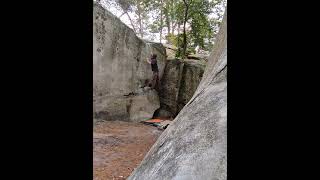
[{"x1": 143, "y1": 119, "x2": 163, "y2": 123}]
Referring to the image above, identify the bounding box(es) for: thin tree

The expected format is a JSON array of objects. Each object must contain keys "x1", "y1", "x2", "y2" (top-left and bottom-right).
[{"x1": 182, "y1": 0, "x2": 192, "y2": 58}]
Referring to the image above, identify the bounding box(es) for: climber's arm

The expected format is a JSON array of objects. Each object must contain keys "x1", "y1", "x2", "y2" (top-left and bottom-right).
[{"x1": 147, "y1": 58, "x2": 151, "y2": 64}]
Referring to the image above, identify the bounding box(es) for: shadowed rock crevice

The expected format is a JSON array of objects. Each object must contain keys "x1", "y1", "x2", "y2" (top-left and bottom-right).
[{"x1": 156, "y1": 59, "x2": 205, "y2": 118}]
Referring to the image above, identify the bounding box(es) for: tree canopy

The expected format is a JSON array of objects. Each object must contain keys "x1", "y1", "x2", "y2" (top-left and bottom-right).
[{"x1": 98, "y1": 0, "x2": 226, "y2": 58}]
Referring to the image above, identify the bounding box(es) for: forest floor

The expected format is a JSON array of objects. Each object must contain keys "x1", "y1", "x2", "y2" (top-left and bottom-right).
[{"x1": 93, "y1": 120, "x2": 162, "y2": 180}]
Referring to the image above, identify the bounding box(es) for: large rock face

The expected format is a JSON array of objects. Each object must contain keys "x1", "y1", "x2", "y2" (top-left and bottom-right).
[
  {"x1": 128, "y1": 8, "x2": 227, "y2": 180},
  {"x1": 177, "y1": 59, "x2": 206, "y2": 113},
  {"x1": 93, "y1": 2, "x2": 166, "y2": 122},
  {"x1": 156, "y1": 59, "x2": 205, "y2": 118},
  {"x1": 157, "y1": 59, "x2": 185, "y2": 117}
]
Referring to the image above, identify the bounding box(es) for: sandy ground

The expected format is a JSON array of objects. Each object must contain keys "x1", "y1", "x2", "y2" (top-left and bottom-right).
[{"x1": 93, "y1": 120, "x2": 162, "y2": 180}]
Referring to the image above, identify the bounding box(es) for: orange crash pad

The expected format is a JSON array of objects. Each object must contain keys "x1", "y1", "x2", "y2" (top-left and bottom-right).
[{"x1": 143, "y1": 119, "x2": 163, "y2": 123}]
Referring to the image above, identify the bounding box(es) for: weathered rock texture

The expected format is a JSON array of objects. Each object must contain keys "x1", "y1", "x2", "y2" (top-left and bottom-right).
[
  {"x1": 156, "y1": 59, "x2": 205, "y2": 118},
  {"x1": 93, "y1": 2, "x2": 166, "y2": 122},
  {"x1": 163, "y1": 44, "x2": 178, "y2": 59},
  {"x1": 157, "y1": 59, "x2": 185, "y2": 117},
  {"x1": 128, "y1": 8, "x2": 227, "y2": 180},
  {"x1": 177, "y1": 59, "x2": 206, "y2": 113}
]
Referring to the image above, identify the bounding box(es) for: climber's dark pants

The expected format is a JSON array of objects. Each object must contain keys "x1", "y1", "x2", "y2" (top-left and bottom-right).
[{"x1": 150, "y1": 71, "x2": 159, "y2": 89}]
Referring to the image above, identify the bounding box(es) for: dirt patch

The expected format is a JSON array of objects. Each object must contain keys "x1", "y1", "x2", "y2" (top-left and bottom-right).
[{"x1": 93, "y1": 121, "x2": 162, "y2": 180}]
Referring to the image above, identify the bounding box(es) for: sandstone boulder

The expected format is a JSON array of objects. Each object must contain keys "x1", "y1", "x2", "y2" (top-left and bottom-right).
[
  {"x1": 93, "y1": 2, "x2": 166, "y2": 122},
  {"x1": 157, "y1": 59, "x2": 205, "y2": 117},
  {"x1": 163, "y1": 44, "x2": 178, "y2": 59},
  {"x1": 177, "y1": 59, "x2": 205, "y2": 113},
  {"x1": 129, "y1": 90, "x2": 160, "y2": 122},
  {"x1": 157, "y1": 59, "x2": 185, "y2": 117}
]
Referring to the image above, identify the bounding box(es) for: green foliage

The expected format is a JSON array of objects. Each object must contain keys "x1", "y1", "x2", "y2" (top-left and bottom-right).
[
  {"x1": 116, "y1": 0, "x2": 153, "y2": 37},
  {"x1": 113, "y1": 0, "x2": 226, "y2": 53},
  {"x1": 173, "y1": 32, "x2": 194, "y2": 58},
  {"x1": 148, "y1": 23, "x2": 160, "y2": 33},
  {"x1": 188, "y1": 0, "x2": 212, "y2": 49},
  {"x1": 166, "y1": 33, "x2": 177, "y2": 45},
  {"x1": 186, "y1": 47, "x2": 196, "y2": 55}
]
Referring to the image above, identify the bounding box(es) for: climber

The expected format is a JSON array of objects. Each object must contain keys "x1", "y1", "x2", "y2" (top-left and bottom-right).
[{"x1": 146, "y1": 54, "x2": 159, "y2": 90}]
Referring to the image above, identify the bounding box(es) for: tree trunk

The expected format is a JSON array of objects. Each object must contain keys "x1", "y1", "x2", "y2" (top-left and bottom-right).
[
  {"x1": 137, "y1": 1, "x2": 143, "y2": 38},
  {"x1": 166, "y1": 19, "x2": 171, "y2": 37},
  {"x1": 165, "y1": 2, "x2": 170, "y2": 37},
  {"x1": 126, "y1": 12, "x2": 137, "y2": 34},
  {"x1": 182, "y1": 21, "x2": 187, "y2": 58},
  {"x1": 171, "y1": 0, "x2": 175, "y2": 35},
  {"x1": 182, "y1": 0, "x2": 189, "y2": 58},
  {"x1": 160, "y1": 1, "x2": 163, "y2": 43},
  {"x1": 119, "y1": 12, "x2": 126, "y2": 18},
  {"x1": 176, "y1": 22, "x2": 181, "y2": 57},
  {"x1": 163, "y1": 0, "x2": 170, "y2": 43},
  {"x1": 172, "y1": 22, "x2": 176, "y2": 35}
]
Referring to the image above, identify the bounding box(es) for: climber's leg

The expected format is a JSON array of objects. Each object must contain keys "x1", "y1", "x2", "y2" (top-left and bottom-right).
[
  {"x1": 151, "y1": 72, "x2": 158, "y2": 89},
  {"x1": 150, "y1": 74, "x2": 155, "y2": 89},
  {"x1": 148, "y1": 79, "x2": 152, "y2": 87},
  {"x1": 156, "y1": 74, "x2": 160, "y2": 89},
  {"x1": 143, "y1": 79, "x2": 150, "y2": 88}
]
